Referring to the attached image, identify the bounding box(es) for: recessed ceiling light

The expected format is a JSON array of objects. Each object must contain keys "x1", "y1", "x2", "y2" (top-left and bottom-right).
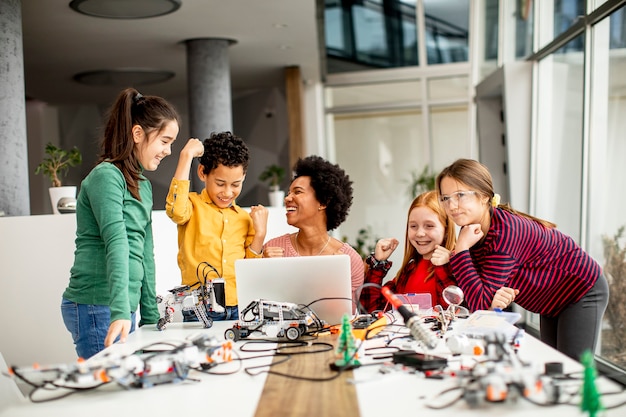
[
  {"x1": 69, "y1": 0, "x2": 181, "y2": 19},
  {"x1": 272, "y1": 23, "x2": 288, "y2": 29},
  {"x1": 73, "y1": 69, "x2": 175, "y2": 86}
]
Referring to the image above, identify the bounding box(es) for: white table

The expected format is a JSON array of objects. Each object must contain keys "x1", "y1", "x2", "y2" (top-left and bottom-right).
[
  {"x1": 0, "y1": 321, "x2": 273, "y2": 417},
  {"x1": 2, "y1": 318, "x2": 625, "y2": 417}
]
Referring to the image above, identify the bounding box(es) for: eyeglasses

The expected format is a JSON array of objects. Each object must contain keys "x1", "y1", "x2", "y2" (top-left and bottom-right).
[{"x1": 439, "y1": 190, "x2": 478, "y2": 207}]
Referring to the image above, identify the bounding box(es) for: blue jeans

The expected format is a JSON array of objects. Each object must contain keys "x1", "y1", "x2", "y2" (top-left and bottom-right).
[
  {"x1": 182, "y1": 305, "x2": 239, "y2": 322},
  {"x1": 61, "y1": 298, "x2": 136, "y2": 359}
]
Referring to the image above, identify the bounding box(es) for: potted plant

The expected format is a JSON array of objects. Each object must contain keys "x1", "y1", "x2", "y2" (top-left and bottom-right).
[
  {"x1": 35, "y1": 142, "x2": 82, "y2": 214},
  {"x1": 342, "y1": 226, "x2": 379, "y2": 259},
  {"x1": 259, "y1": 164, "x2": 286, "y2": 207},
  {"x1": 405, "y1": 165, "x2": 436, "y2": 199}
]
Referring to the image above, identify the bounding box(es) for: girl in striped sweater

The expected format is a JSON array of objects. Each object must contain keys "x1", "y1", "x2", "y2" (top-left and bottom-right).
[{"x1": 436, "y1": 158, "x2": 608, "y2": 361}]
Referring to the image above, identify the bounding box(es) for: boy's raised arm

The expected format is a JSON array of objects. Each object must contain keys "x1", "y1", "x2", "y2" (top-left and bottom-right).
[{"x1": 173, "y1": 138, "x2": 204, "y2": 180}]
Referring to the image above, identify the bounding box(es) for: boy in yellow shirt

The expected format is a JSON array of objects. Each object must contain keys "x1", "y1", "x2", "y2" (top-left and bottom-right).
[{"x1": 166, "y1": 132, "x2": 268, "y2": 320}]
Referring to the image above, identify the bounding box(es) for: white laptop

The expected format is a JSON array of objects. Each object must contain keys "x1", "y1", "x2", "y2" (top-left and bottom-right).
[{"x1": 235, "y1": 255, "x2": 353, "y2": 325}]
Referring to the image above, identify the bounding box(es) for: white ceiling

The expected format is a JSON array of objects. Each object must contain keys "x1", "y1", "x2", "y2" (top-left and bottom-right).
[{"x1": 20, "y1": 0, "x2": 321, "y2": 105}]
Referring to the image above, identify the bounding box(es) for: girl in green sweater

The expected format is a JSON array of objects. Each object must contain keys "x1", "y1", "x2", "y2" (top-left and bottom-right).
[{"x1": 61, "y1": 88, "x2": 181, "y2": 359}]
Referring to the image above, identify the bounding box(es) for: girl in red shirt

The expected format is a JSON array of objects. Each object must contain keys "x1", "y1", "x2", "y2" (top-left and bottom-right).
[{"x1": 359, "y1": 190, "x2": 457, "y2": 313}]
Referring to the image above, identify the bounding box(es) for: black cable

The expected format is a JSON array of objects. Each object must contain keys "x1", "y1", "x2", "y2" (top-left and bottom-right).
[
  {"x1": 363, "y1": 345, "x2": 400, "y2": 360},
  {"x1": 239, "y1": 336, "x2": 354, "y2": 382},
  {"x1": 238, "y1": 339, "x2": 334, "y2": 356},
  {"x1": 261, "y1": 368, "x2": 344, "y2": 382},
  {"x1": 9, "y1": 366, "x2": 111, "y2": 403},
  {"x1": 303, "y1": 297, "x2": 353, "y2": 320},
  {"x1": 424, "y1": 386, "x2": 466, "y2": 409},
  {"x1": 195, "y1": 349, "x2": 244, "y2": 375},
  {"x1": 276, "y1": 342, "x2": 334, "y2": 355},
  {"x1": 195, "y1": 262, "x2": 221, "y2": 316},
  {"x1": 245, "y1": 352, "x2": 355, "y2": 382},
  {"x1": 354, "y1": 282, "x2": 389, "y2": 315},
  {"x1": 238, "y1": 340, "x2": 293, "y2": 353},
  {"x1": 244, "y1": 354, "x2": 294, "y2": 376},
  {"x1": 196, "y1": 261, "x2": 220, "y2": 286}
]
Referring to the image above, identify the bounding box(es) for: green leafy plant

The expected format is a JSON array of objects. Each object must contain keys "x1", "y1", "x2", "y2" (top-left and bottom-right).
[
  {"x1": 405, "y1": 165, "x2": 436, "y2": 199},
  {"x1": 35, "y1": 142, "x2": 82, "y2": 187},
  {"x1": 259, "y1": 164, "x2": 286, "y2": 190},
  {"x1": 342, "y1": 226, "x2": 379, "y2": 259}
]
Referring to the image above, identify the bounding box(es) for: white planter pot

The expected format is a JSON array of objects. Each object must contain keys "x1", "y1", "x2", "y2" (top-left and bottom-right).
[
  {"x1": 49, "y1": 186, "x2": 77, "y2": 214},
  {"x1": 268, "y1": 190, "x2": 285, "y2": 207}
]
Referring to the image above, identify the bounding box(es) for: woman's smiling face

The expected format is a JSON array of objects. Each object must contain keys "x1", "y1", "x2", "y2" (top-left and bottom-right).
[{"x1": 284, "y1": 176, "x2": 323, "y2": 227}]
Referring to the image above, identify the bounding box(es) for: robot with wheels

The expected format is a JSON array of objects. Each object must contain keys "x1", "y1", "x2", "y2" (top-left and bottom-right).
[
  {"x1": 156, "y1": 278, "x2": 225, "y2": 331},
  {"x1": 224, "y1": 299, "x2": 322, "y2": 341}
]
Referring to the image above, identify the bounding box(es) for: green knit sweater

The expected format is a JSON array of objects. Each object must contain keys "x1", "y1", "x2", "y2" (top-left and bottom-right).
[{"x1": 63, "y1": 162, "x2": 159, "y2": 325}]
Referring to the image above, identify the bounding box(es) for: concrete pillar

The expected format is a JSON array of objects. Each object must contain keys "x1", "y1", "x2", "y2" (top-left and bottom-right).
[
  {"x1": 185, "y1": 38, "x2": 236, "y2": 192},
  {"x1": 0, "y1": 0, "x2": 29, "y2": 216}
]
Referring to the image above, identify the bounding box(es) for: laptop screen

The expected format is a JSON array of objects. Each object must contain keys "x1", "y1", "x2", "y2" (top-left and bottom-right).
[{"x1": 235, "y1": 255, "x2": 353, "y2": 325}]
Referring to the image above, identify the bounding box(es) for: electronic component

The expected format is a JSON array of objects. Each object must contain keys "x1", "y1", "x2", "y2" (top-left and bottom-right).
[
  {"x1": 381, "y1": 287, "x2": 439, "y2": 349},
  {"x1": 9, "y1": 334, "x2": 233, "y2": 395},
  {"x1": 224, "y1": 299, "x2": 323, "y2": 341},
  {"x1": 392, "y1": 351, "x2": 448, "y2": 371},
  {"x1": 156, "y1": 281, "x2": 225, "y2": 330},
  {"x1": 351, "y1": 314, "x2": 388, "y2": 340},
  {"x1": 352, "y1": 314, "x2": 377, "y2": 328}
]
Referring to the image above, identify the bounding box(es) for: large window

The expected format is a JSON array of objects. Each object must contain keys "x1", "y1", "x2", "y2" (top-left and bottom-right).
[
  {"x1": 516, "y1": 0, "x2": 535, "y2": 58},
  {"x1": 534, "y1": 36, "x2": 585, "y2": 241},
  {"x1": 325, "y1": 0, "x2": 419, "y2": 74},
  {"x1": 588, "y1": 4, "x2": 626, "y2": 373},
  {"x1": 423, "y1": 0, "x2": 469, "y2": 65},
  {"x1": 323, "y1": 1, "x2": 473, "y2": 266},
  {"x1": 324, "y1": 0, "x2": 469, "y2": 74},
  {"x1": 554, "y1": 0, "x2": 586, "y2": 42},
  {"x1": 325, "y1": 75, "x2": 470, "y2": 272},
  {"x1": 531, "y1": 1, "x2": 626, "y2": 376},
  {"x1": 322, "y1": 0, "x2": 626, "y2": 378}
]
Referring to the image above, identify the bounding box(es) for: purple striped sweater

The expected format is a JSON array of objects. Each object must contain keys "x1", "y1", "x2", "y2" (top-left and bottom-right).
[{"x1": 449, "y1": 208, "x2": 601, "y2": 317}]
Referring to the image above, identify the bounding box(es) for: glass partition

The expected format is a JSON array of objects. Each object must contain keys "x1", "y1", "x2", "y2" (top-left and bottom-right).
[
  {"x1": 534, "y1": 35, "x2": 585, "y2": 241},
  {"x1": 325, "y1": 75, "x2": 470, "y2": 268},
  {"x1": 588, "y1": 4, "x2": 626, "y2": 372},
  {"x1": 516, "y1": 0, "x2": 535, "y2": 58},
  {"x1": 430, "y1": 104, "x2": 470, "y2": 168},
  {"x1": 327, "y1": 80, "x2": 422, "y2": 108},
  {"x1": 424, "y1": 0, "x2": 469, "y2": 65},
  {"x1": 554, "y1": 0, "x2": 586, "y2": 39},
  {"x1": 426, "y1": 76, "x2": 468, "y2": 100},
  {"x1": 329, "y1": 108, "x2": 428, "y2": 268},
  {"x1": 325, "y1": 0, "x2": 419, "y2": 74}
]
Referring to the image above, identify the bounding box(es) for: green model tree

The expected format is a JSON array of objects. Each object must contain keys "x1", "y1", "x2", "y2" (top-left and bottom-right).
[
  {"x1": 334, "y1": 314, "x2": 361, "y2": 369},
  {"x1": 580, "y1": 350, "x2": 603, "y2": 417}
]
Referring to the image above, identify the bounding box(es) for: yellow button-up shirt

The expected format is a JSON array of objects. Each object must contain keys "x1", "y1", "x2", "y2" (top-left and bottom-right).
[{"x1": 165, "y1": 178, "x2": 261, "y2": 306}]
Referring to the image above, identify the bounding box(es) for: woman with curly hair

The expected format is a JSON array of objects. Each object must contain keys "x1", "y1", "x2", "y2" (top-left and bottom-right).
[{"x1": 263, "y1": 155, "x2": 364, "y2": 303}]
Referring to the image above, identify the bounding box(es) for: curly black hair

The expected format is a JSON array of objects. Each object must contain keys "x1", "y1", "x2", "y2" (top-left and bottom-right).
[
  {"x1": 292, "y1": 155, "x2": 353, "y2": 231},
  {"x1": 198, "y1": 131, "x2": 249, "y2": 174}
]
